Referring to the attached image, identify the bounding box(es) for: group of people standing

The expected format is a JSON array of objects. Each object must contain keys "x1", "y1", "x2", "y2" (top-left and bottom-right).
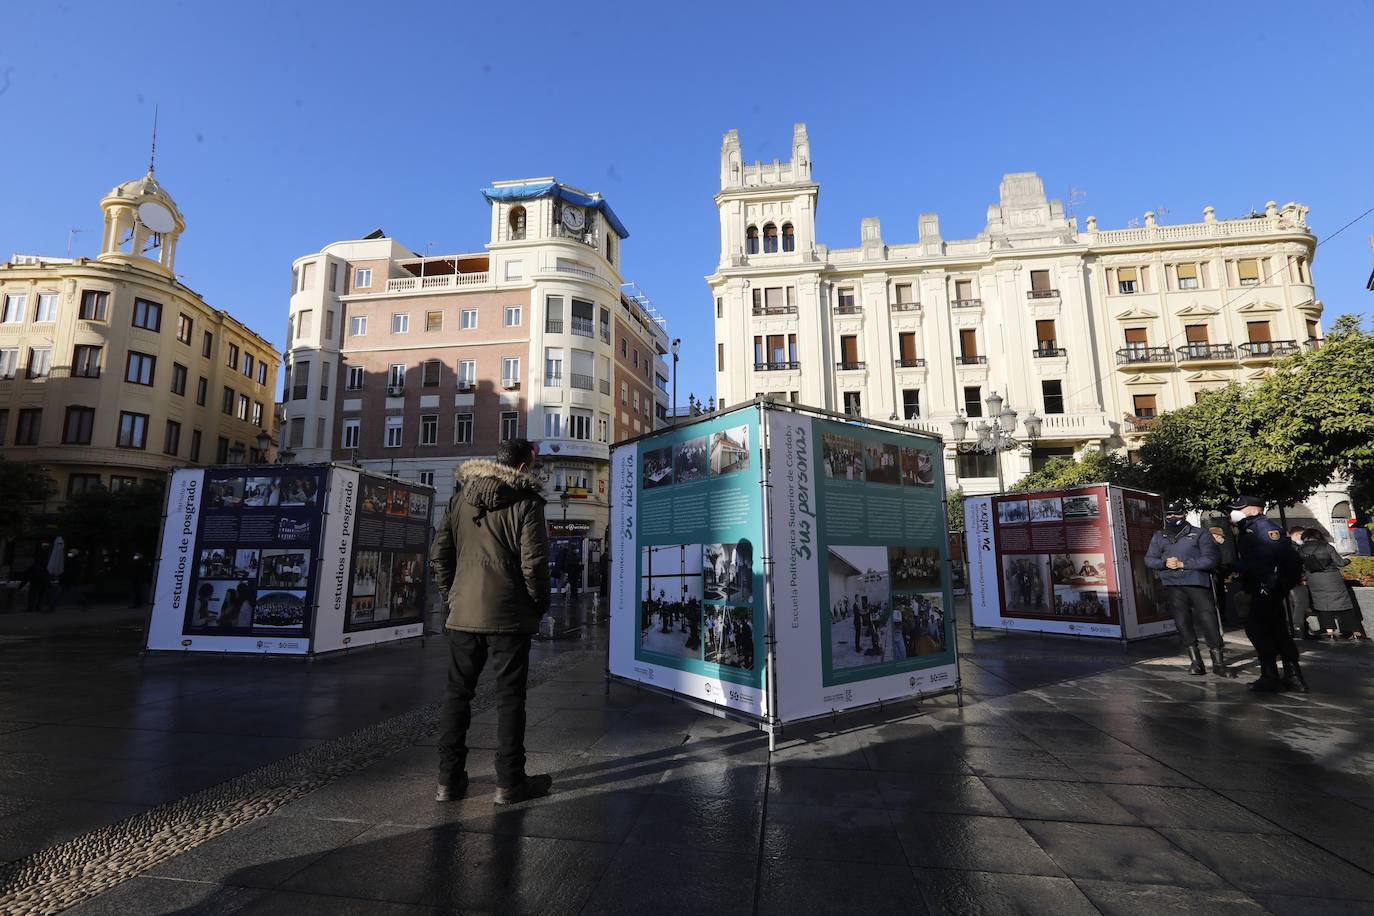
[{"x1": 1286, "y1": 526, "x2": 1367, "y2": 641}]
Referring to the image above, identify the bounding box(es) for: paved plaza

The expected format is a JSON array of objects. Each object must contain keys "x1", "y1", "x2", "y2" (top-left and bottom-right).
[{"x1": 1, "y1": 600, "x2": 1373, "y2": 914}]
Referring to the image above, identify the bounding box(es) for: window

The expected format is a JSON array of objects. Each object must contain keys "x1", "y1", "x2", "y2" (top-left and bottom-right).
[
  {"x1": 457, "y1": 360, "x2": 476, "y2": 389},
  {"x1": 125, "y1": 351, "x2": 155, "y2": 386},
  {"x1": 620, "y1": 338, "x2": 627, "y2": 357},
  {"x1": 1307, "y1": 319, "x2": 1320, "y2": 342},
  {"x1": 176, "y1": 313, "x2": 193, "y2": 343},
  {"x1": 746, "y1": 226, "x2": 759, "y2": 255},
  {"x1": 717, "y1": 342, "x2": 725, "y2": 371},
  {"x1": 189, "y1": 429, "x2": 202, "y2": 463},
  {"x1": 959, "y1": 329, "x2": 978, "y2": 359},
  {"x1": 300, "y1": 261, "x2": 316, "y2": 291},
  {"x1": 839, "y1": 335, "x2": 859, "y2": 367},
  {"x1": 633, "y1": 390, "x2": 640, "y2": 413},
  {"x1": 420, "y1": 414, "x2": 438, "y2": 446},
  {"x1": 895, "y1": 283, "x2": 914, "y2": 305},
  {"x1": 227, "y1": 342, "x2": 239, "y2": 368},
  {"x1": 1116, "y1": 267, "x2": 1138, "y2": 294},
  {"x1": 955, "y1": 279, "x2": 974, "y2": 301},
  {"x1": 350, "y1": 315, "x2": 368, "y2": 336},
  {"x1": 63, "y1": 406, "x2": 95, "y2": 444},
  {"x1": 621, "y1": 381, "x2": 629, "y2": 405},
  {"x1": 385, "y1": 416, "x2": 403, "y2": 448},
  {"x1": 0, "y1": 348, "x2": 15, "y2": 379},
  {"x1": 504, "y1": 306, "x2": 521, "y2": 326},
  {"x1": 633, "y1": 348, "x2": 640, "y2": 369},
  {"x1": 354, "y1": 267, "x2": 372, "y2": 288},
  {"x1": 502, "y1": 357, "x2": 520, "y2": 386},
  {"x1": 132, "y1": 298, "x2": 162, "y2": 331},
  {"x1": 842, "y1": 391, "x2": 862, "y2": 417},
  {"x1": 216, "y1": 436, "x2": 230, "y2": 464},
  {"x1": 545, "y1": 348, "x2": 563, "y2": 385},
  {"x1": 508, "y1": 205, "x2": 526, "y2": 240},
  {"x1": 1246, "y1": 321, "x2": 1272, "y2": 343},
  {"x1": 544, "y1": 410, "x2": 562, "y2": 438},
  {"x1": 1042, "y1": 380, "x2": 1064, "y2": 415},
  {"x1": 424, "y1": 310, "x2": 443, "y2": 332},
  {"x1": 1133, "y1": 394, "x2": 1158, "y2": 419},
  {"x1": 782, "y1": 223, "x2": 795, "y2": 252},
  {"x1": 716, "y1": 297, "x2": 723, "y2": 318},
  {"x1": 597, "y1": 413, "x2": 610, "y2": 442},
  {"x1": 545, "y1": 296, "x2": 564, "y2": 334},
  {"x1": 1183, "y1": 324, "x2": 1210, "y2": 356},
  {"x1": 2, "y1": 294, "x2": 27, "y2": 323},
  {"x1": 454, "y1": 413, "x2": 473, "y2": 444},
  {"x1": 763, "y1": 223, "x2": 778, "y2": 253},
  {"x1": 341, "y1": 418, "x2": 360, "y2": 449},
  {"x1": 1035, "y1": 319, "x2": 1058, "y2": 352},
  {"x1": 461, "y1": 309, "x2": 477, "y2": 329},
  {"x1": 196, "y1": 377, "x2": 208, "y2": 406},
  {"x1": 325, "y1": 310, "x2": 335, "y2": 341},
  {"x1": 897, "y1": 332, "x2": 918, "y2": 364},
  {"x1": 956, "y1": 452, "x2": 998, "y2": 479},
  {"x1": 500, "y1": 411, "x2": 518, "y2": 441},
  {"x1": 257, "y1": 362, "x2": 267, "y2": 385},
  {"x1": 236, "y1": 394, "x2": 250, "y2": 421},
  {"x1": 117, "y1": 411, "x2": 149, "y2": 449},
  {"x1": 901, "y1": 389, "x2": 921, "y2": 420},
  {"x1": 202, "y1": 330, "x2": 213, "y2": 357},
  {"x1": 292, "y1": 308, "x2": 312, "y2": 340},
  {"x1": 387, "y1": 363, "x2": 405, "y2": 390},
  {"x1": 328, "y1": 263, "x2": 339, "y2": 293},
  {"x1": 1124, "y1": 327, "x2": 1148, "y2": 355},
  {"x1": 1176, "y1": 263, "x2": 1199, "y2": 290},
  {"x1": 1032, "y1": 447, "x2": 1075, "y2": 473},
  {"x1": 391, "y1": 313, "x2": 409, "y2": 333},
  {"x1": 418, "y1": 470, "x2": 435, "y2": 488},
  {"x1": 171, "y1": 362, "x2": 187, "y2": 395},
  {"x1": 35, "y1": 293, "x2": 58, "y2": 322},
  {"x1": 1029, "y1": 269, "x2": 1051, "y2": 293},
  {"x1": 418, "y1": 359, "x2": 440, "y2": 388},
  {"x1": 80, "y1": 290, "x2": 108, "y2": 321},
  {"x1": 73, "y1": 345, "x2": 102, "y2": 379},
  {"x1": 837, "y1": 289, "x2": 856, "y2": 312},
  {"x1": 570, "y1": 408, "x2": 592, "y2": 440},
  {"x1": 251, "y1": 401, "x2": 264, "y2": 427},
  {"x1": 346, "y1": 366, "x2": 364, "y2": 390},
  {"x1": 963, "y1": 386, "x2": 983, "y2": 418},
  {"x1": 242, "y1": 353, "x2": 254, "y2": 377},
  {"x1": 163, "y1": 420, "x2": 182, "y2": 456},
  {"x1": 109, "y1": 476, "x2": 139, "y2": 492},
  {"x1": 26, "y1": 347, "x2": 52, "y2": 379},
  {"x1": 1237, "y1": 259, "x2": 1260, "y2": 286},
  {"x1": 16, "y1": 408, "x2": 41, "y2": 445},
  {"x1": 222, "y1": 386, "x2": 235, "y2": 415},
  {"x1": 67, "y1": 474, "x2": 102, "y2": 497}
]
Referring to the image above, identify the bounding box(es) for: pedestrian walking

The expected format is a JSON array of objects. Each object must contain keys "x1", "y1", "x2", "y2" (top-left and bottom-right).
[
  {"x1": 1230, "y1": 496, "x2": 1306, "y2": 692},
  {"x1": 1144, "y1": 501, "x2": 1225, "y2": 675},
  {"x1": 1285, "y1": 527, "x2": 1319, "y2": 640},
  {"x1": 1299, "y1": 528, "x2": 1368, "y2": 641},
  {"x1": 20, "y1": 552, "x2": 52, "y2": 615},
  {"x1": 430, "y1": 440, "x2": 553, "y2": 805}
]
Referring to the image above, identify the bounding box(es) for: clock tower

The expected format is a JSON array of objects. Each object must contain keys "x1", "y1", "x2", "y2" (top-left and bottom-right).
[{"x1": 97, "y1": 168, "x2": 185, "y2": 278}]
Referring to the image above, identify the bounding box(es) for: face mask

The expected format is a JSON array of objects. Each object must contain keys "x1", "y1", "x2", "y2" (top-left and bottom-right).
[
  {"x1": 1230, "y1": 509, "x2": 1247, "y2": 524},
  {"x1": 1165, "y1": 517, "x2": 1186, "y2": 532}
]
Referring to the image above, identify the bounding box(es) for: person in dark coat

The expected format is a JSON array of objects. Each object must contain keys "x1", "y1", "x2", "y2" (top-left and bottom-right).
[
  {"x1": 20, "y1": 554, "x2": 52, "y2": 615},
  {"x1": 1300, "y1": 528, "x2": 1367, "y2": 640},
  {"x1": 1230, "y1": 496, "x2": 1306, "y2": 692},
  {"x1": 1285, "y1": 526, "x2": 1319, "y2": 640},
  {"x1": 430, "y1": 440, "x2": 552, "y2": 806},
  {"x1": 1145, "y1": 500, "x2": 1224, "y2": 675}
]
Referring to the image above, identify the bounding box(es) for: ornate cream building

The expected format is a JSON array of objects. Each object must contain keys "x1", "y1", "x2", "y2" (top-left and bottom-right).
[
  {"x1": 709, "y1": 124, "x2": 1351, "y2": 529},
  {"x1": 0, "y1": 169, "x2": 279, "y2": 508}
]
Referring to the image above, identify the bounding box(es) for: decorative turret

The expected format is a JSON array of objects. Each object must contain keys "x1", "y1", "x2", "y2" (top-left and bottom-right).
[{"x1": 97, "y1": 168, "x2": 185, "y2": 276}]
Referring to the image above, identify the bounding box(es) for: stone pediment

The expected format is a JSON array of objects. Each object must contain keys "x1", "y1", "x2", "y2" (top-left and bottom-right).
[
  {"x1": 1183, "y1": 370, "x2": 1231, "y2": 384},
  {"x1": 1113, "y1": 304, "x2": 1160, "y2": 321},
  {"x1": 1123, "y1": 373, "x2": 1168, "y2": 387},
  {"x1": 1245, "y1": 369, "x2": 1273, "y2": 381},
  {"x1": 1175, "y1": 303, "x2": 1221, "y2": 317},
  {"x1": 1236, "y1": 300, "x2": 1281, "y2": 314}
]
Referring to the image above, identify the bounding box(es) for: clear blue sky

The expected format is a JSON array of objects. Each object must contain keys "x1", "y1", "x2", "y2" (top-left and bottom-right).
[{"x1": 4, "y1": 1, "x2": 1371, "y2": 406}]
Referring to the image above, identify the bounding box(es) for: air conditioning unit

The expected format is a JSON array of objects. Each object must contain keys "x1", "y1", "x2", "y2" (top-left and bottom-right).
[
  {"x1": 502, "y1": 378, "x2": 520, "y2": 390},
  {"x1": 386, "y1": 384, "x2": 405, "y2": 396},
  {"x1": 457, "y1": 381, "x2": 474, "y2": 392}
]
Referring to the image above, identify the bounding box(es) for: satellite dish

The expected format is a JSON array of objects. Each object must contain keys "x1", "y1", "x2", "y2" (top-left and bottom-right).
[{"x1": 138, "y1": 201, "x2": 175, "y2": 233}]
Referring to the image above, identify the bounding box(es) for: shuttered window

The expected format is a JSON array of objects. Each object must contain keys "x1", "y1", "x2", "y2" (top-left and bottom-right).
[
  {"x1": 1133, "y1": 394, "x2": 1157, "y2": 418},
  {"x1": 1246, "y1": 321, "x2": 1271, "y2": 342},
  {"x1": 1237, "y1": 259, "x2": 1260, "y2": 284},
  {"x1": 1185, "y1": 325, "x2": 1209, "y2": 343},
  {"x1": 898, "y1": 332, "x2": 917, "y2": 361},
  {"x1": 1035, "y1": 320, "x2": 1057, "y2": 348},
  {"x1": 959, "y1": 329, "x2": 978, "y2": 357}
]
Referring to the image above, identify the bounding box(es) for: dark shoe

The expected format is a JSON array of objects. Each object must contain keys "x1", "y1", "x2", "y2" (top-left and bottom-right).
[
  {"x1": 1187, "y1": 645, "x2": 1206, "y2": 676},
  {"x1": 435, "y1": 772, "x2": 469, "y2": 802},
  {"x1": 1209, "y1": 647, "x2": 1227, "y2": 676},
  {"x1": 1249, "y1": 659, "x2": 1282, "y2": 693},
  {"x1": 494, "y1": 774, "x2": 552, "y2": 806},
  {"x1": 1281, "y1": 660, "x2": 1309, "y2": 693}
]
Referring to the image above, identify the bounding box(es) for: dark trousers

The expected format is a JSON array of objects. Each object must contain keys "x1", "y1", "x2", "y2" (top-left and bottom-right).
[
  {"x1": 438, "y1": 629, "x2": 532, "y2": 788},
  {"x1": 1316, "y1": 608, "x2": 1363, "y2": 636},
  {"x1": 1166, "y1": 586, "x2": 1221, "y2": 649},
  {"x1": 1287, "y1": 585, "x2": 1313, "y2": 633},
  {"x1": 1244, "y1": 588, "x2": 1298, "y2": 664}
]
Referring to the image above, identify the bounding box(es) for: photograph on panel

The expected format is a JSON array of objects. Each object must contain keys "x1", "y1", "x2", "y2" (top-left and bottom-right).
[
  {"x1": 703, "y1": 540, "x2": 754, "y2": 604},
  {"x1": 827, "y1": 546, "x2": 892, "y2": 668},
  {"x1": 709, "y1": 425, "x2": 751, "y2": 477},
  {"x1": 639, "y1": 544, "x2": 704, "y2": 660},
  {"x1": 892, "y1": 592, "x2": 948, "y2": 658},
  {"x1": 703, "y1": 606, "x2": 755, "y2": 671},
  {"x1": 1002, "y1": 554, "x2": 1053, "y2": 614}
]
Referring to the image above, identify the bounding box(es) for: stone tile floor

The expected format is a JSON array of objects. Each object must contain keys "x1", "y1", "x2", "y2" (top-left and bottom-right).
[{"x1": 2, "y1": 601, "x2": 1373, "y2": 914}]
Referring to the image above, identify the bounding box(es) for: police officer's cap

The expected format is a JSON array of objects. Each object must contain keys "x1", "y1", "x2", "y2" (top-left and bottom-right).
[
  {"x1": 1227, "y1": 494, "x2": 1265, "y2": 510},
  {"x1": 1165, "y1": 499, "x2": 1188, "y2": 515}
]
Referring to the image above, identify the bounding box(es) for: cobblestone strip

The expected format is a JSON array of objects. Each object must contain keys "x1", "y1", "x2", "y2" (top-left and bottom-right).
[{"x1": 0, "y1": 645, "x2": 595, "y2": 916}]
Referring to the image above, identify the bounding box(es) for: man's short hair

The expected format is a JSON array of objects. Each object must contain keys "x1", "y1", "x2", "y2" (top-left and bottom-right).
[{"x1": 496, "y1": 438, "x2": 536, "y2": 469}]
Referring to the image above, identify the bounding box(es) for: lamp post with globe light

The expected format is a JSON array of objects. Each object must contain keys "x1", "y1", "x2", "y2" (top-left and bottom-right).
[{"x1": 948, "y1": 390, "x2": 1042, "y2": 492}]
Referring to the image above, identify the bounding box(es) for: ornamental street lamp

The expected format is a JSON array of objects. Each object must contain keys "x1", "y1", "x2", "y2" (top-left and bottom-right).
[
  {"x1": 559, "y1": 490, "x2": 570, "y2": 523},
  {"x1": 949, "y1": 390, "x2": 1042, "y2": 492},
  {"x1": 671, "y1": 338, "x2": 681, "y2": 426}
]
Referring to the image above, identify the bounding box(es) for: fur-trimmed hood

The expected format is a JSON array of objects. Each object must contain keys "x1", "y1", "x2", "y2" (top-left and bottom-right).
[{"x1": 456, "y1": 460, "x2": 544, "y2": 514}]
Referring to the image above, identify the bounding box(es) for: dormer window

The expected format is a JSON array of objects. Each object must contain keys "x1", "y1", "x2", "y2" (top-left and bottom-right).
[
  {"x1": 763, "y1": 224, "x2": 778, "y2": 253},
  {"x1": 746, "y1": 226, "x2": 759, "y2": 255},
  {"x1": 782, "y1": 223, "x2": 795, "y2": 252},
  {"x1": 508, "y1": 206, "x2": 526, "y2": 241}
]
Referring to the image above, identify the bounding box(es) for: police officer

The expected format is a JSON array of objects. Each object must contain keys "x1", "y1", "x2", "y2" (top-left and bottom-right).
[
  {"x1": 1145, "y1": 500, "x2": 1224, "y2": 676},
  {"x1": 1230, "y1": 495, "x2": 1306, "y2": 692}
]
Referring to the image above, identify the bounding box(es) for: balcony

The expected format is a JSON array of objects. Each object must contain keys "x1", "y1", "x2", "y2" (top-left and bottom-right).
[
  {"x1": 1032, "y1": 347, "x2": 1067, "y2": 358},
  {"x1": 1123, "y1": 413, "x2": 1158, "y2": 433},
  {"x1": 570, "y1": 316, "x2": 594, "y2": 338},
  {"x1": 951, "y1": 298, "x2": 983, "y2": 308},
  {"x1": 501, "y1": 378, "x2": 520, "y2": 390},
  {"x1": 570, "y1": 373, "x2": 595, "y2": 391},
  {"x1": 1116, "y1": 347, "x2": 1174, "y2": 366},
  {"x1": 956, "y1": 355, "x2": 987, "y2": 365},
  {"x1": 1026, "y1": 289, "x2": 1060, "y2": 299},
  {"x1": 457, "y1": 380, "x2": 474, "y2": 392},
  {"x1": 836, "y1": 361, "x2": 867, "y2": 371},
  {"x1": 1238, "y1": 340, "x2": 1299, "y2": 360},
  {"x1": 545, "y1": 374, "x2": 563, "y2": 387},
  {"x1": 600, "y1": 327, "x2": 611, "y2": 344},
  {"x1": 384, "y1": 272, "x2": 490, "y2": 293},
  {"x1": 890, "y1": 301, "x2": 920, "y2": 312},
  {"x1": 834, "y1": 305, "x2": 862, "y2": 316},
  {"x1": 755, "y1": 361, "x2": 800, "y2": 371},
  {"x1": 894, "y1": 358, "x2": 926, "y2": 369},
  {"x1": 753, "y1": 305, "x2": 798, "y2": 316},
  {"x1": 1176, "y1": 343, "x2": 1236, "y2": 362},
  {"x1": 545, "y1": 318, "x2": 564, "y2": 334},
  {"x1": 1306, "y1": 337, "x2": 1322, "y2": 351}
]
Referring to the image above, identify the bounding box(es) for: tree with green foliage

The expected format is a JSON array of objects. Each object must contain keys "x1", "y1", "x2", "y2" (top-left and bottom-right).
[
  {"x1": 58, "y1": 478, "x2": 166, "y2": 584},
  {"x1": 0, "y1": 458, "x2": 55, "y2": 545},
  {"x1": 946, "y1": 488, "x2": 965, "y2": 533},
  {"x1": 1010, "y1": 449, "x2": 1148, "y2": 493}
]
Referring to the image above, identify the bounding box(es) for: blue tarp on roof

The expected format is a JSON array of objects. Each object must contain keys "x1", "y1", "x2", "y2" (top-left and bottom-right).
[{"x1": 481, "y1": 180, "x2": 629, "y2": 239}]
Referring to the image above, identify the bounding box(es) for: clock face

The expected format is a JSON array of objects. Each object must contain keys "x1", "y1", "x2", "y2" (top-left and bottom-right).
[{"x1": 561, "y1": 207, "x2": 585, "y2": 231}]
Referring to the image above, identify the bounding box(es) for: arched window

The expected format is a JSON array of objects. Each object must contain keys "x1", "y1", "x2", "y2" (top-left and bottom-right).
[
  {"x1": 746, "y1": 226, "x2": 759, "y2": 255},
  {"x1": 763, "y1": 224, "x2": 778, "y2": 253},
  {"x1": 508, "y1": 206, "x2": 526, "y2": 240},
  {"x1": 781, "y1": 223, "x2": 795, "y2": 252}
]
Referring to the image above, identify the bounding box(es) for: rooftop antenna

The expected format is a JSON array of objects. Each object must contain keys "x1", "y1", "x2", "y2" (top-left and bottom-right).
[
  {"x1": 148, "y1": 105, "x2": 159, "y2": 175},
  {"x1": 67, "y1": 228, "x2": 87, "y2": 258},
  {"x1": 1066, "y1": 186, "x2": 1087, "y2": 218}
]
